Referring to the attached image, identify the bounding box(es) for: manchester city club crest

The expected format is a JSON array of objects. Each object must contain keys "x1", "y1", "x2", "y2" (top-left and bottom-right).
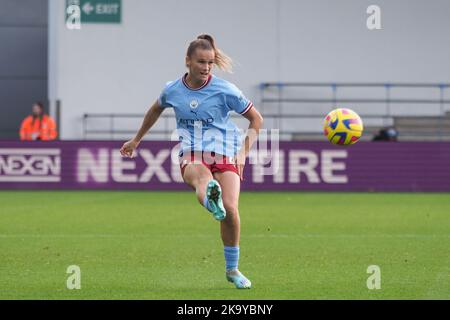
[{"x1": 190, "y1": 99, "x2": 199, "y2": 109}]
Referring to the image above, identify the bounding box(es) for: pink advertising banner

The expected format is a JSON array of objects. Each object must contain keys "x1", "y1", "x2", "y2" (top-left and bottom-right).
[{"x1": 1, "y1": 141, "x2": 449, "y2": 192}]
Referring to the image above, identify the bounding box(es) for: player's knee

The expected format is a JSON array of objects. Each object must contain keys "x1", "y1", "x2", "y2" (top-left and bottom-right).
[
  {"x1": 224, "y1": 203, "x2": 239, "y2": 217},
  {"x1": 194, "y1": 176, "x2": 211, "y2": 190}
]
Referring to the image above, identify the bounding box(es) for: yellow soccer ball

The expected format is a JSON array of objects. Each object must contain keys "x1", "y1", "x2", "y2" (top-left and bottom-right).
[{"x1": 323, "y1": 108, "x2": 363, "y2": 145}]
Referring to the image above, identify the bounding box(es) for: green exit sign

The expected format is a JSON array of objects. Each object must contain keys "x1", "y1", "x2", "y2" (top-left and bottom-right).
[{"x1": 66, "y1": 0, "x2": 121, "y2": 24}]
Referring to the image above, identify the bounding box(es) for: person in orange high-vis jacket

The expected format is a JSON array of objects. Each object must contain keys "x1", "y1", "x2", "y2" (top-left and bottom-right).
[{"x1": 20, "y1": 102, "x2": 58, "y2": 141}]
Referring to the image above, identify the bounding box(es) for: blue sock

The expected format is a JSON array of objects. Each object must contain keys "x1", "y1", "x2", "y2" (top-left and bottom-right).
[
  {"x1": 224, "y1": 246, "x2": 239, "y2": 271},
  {"x1": 203, "y1": 195, "x2": 212, "y2": 212}
]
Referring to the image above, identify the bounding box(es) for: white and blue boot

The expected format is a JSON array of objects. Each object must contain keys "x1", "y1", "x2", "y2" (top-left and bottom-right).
[
  {"x1": 206, "y1": 180, "x2": 226, "y2": 221},
  {"x1": 226, "y1": 269, "x2": 252, "y2": 289}
]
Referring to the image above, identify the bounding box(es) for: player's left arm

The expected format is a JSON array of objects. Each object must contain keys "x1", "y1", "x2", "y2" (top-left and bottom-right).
[{"x1": 236, "y1": 106, "x2": 263, "y2": 178}]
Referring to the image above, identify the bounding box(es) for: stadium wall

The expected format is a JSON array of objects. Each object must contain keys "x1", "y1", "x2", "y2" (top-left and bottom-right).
[
  {"x1": 0, "y1": 0, "x2": 48, "y2": 139},
  {"x1": 48, "y1": 0, "x2": 450, "y2": 140}
]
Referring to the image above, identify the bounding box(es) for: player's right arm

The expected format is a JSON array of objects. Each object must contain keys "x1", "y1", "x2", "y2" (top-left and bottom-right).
[{"x1": 120, "y1": 100, "x2": 164, "y2": 158}]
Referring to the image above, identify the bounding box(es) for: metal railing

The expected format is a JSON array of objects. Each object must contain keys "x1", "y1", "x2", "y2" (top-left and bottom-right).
[
  {"x1": 259, "y1": 82, "x2": 450, "y2": 139},
  {"x1": 82, "y1": 83, "x2": 450, "y2": 140},
  {"x1": 82, "y1": 113, "x2": 173, "y2": 140},
  {"x1": 82, "y1": 113, "x2": 299, "y2": 139}
]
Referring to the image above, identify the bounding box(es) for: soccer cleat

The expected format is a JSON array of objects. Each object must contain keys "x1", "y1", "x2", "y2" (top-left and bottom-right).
[
  {"x1": 226, "y1": 270, "x2": 252, "y2": 289},
  {"x1": 206, "y1": 180, "x2": 226, "y2": 221}
]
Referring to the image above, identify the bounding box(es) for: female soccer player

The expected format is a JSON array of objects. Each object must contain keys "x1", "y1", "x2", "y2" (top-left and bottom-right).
[{"x1": 120, "y1": 34, "x2": 263, "y2": 289}]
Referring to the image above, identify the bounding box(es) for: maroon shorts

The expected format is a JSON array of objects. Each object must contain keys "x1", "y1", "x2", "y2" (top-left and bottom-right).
[{"x1": 179, "y1": 151, "x2": 241, "y2": 180}]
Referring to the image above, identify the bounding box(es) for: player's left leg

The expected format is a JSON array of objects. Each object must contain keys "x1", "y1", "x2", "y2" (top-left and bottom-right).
[
  {"x1": 180, "y1": 152, "x2": 226, "y2": 220},
  {"x1": 213, "y1": 171, "x2": 251, "y2": 289}
]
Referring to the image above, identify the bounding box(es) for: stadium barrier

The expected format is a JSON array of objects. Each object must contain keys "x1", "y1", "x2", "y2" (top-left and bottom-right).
[
  {"x1": 259, "y1": 82, "x2": 450, "y2": 140},
  {"x1": 81, "y1": 83, "x2": 450, "y2": 142},
  {"x1": 1, "y1": 141, "x2": 449, "y2": 191}
]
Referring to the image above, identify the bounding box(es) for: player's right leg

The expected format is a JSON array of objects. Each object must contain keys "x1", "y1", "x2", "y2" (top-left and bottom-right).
[{"x1": 182, "y1": 164, "x2": 226, "y2": 221}]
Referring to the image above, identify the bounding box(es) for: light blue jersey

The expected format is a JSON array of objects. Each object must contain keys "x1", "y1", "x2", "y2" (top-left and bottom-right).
[{"x1": 158, "y1": 74, "x2": 254, "y2": 157}]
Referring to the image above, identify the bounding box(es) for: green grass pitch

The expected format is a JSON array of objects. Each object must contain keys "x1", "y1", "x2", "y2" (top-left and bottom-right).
[{"x1": 0, "y1": 191, "x2": 449, "y2": 300}]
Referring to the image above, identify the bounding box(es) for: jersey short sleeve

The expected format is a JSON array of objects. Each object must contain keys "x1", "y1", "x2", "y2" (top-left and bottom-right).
[
  {"x1": 225, "y1": 83, "x2": 253, "y2": 115},
  {"x1": 157, "y1": 81, "x2": 174, "y2": 109}
]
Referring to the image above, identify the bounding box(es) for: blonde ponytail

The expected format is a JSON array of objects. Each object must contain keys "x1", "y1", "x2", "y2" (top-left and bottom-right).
[{"x1": 186, "y1": 34, "x2": 233, "y2": 73}]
